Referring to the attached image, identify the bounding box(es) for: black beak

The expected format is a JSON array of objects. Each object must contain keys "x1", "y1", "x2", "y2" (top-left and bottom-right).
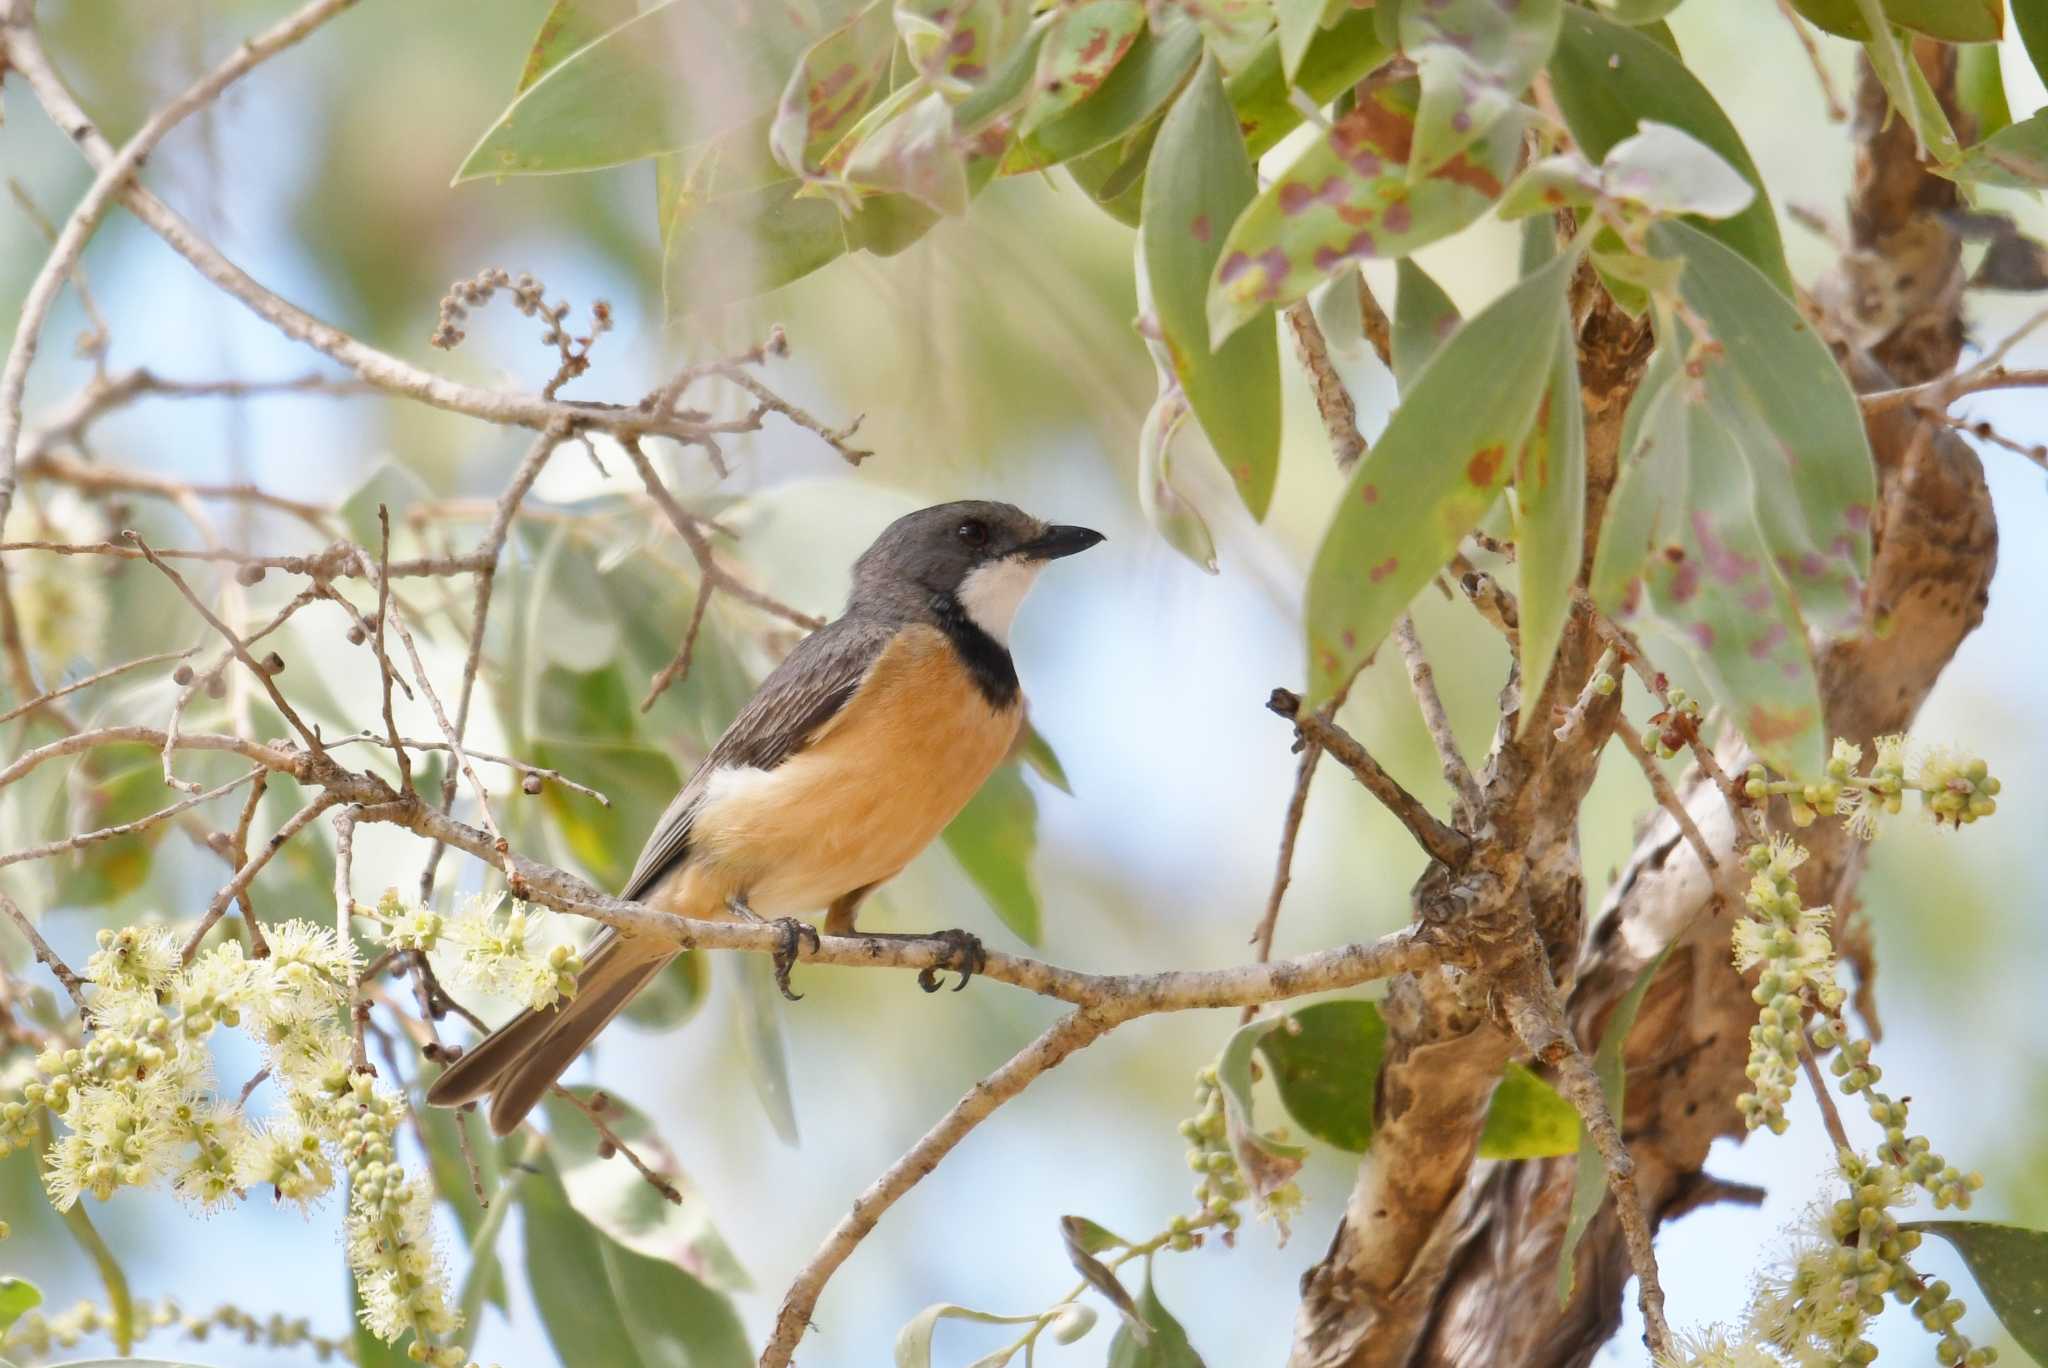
[{"x1": 1018, "y1": 525, "x2": 1105, "y2": 561}]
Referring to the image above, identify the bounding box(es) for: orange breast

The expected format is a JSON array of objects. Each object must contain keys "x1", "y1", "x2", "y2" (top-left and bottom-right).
[{"x1": 665, "y1": 625, "x2": 1022, "y2": 919}]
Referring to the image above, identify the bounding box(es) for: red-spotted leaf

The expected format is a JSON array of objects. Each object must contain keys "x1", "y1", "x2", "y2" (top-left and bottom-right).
[
  {"x1": 1303, "y1": 249, "x2": 1574, "y2": 705},
  {"x1": 1514, "y1": 314, "x2": 1586, "y2": 722},
  {"x1": 1549, "y1": 8, "x2": 1789, "y2": 294},
  {"x1": 1498, "y1": 152, "x2": 1601, "y2": 221},
  {"x1": 1006, "y1": 18, "x2": 1202, "y2": 172},
  {"x1": 1018, "y1": 1, "x2": 1146, "y2": 137},
  {"x1": 896, "y1": 0, "x2": 1029, "y2": 93},
  {"x1": 1589, "y1": 338, "x2": 1686, "y2": 611},
  {"x1": 1391, "y1": 256, "x2": 1460, "y2": 391},
  {"x1": 1207, "y1": 77, "x2": 1518, "y2": 344},
  {"x1": 771, "y1": 0, "x2": 898, "y2": 181},
  {"x1": 661, "y1": 178, "x2": 851, "y2": 316},
  {"x1": 842, "y1": 91, "x2": 971, "y2": 214},
  {"x1": 1228, "y1": 7, "x2": 1392, "y2": 159},
  {"x1": 1788, "y1": 0, "x2": 2002, "y2": 42},
  {"x1": 517, "y1": 0, "x2": 636, "y2": 94},
  {"x1": 1143, "y1": 55, "x2": 1280, "y2": 519},
  {"x1": 1278, "y1": 0, "x2": 1350, "y2": 82},
  {"x1": 1401, "y1": 0, "x2": 1561, "y2": 179},
  {"x1": 1169, "y1": 0, "x2": 1276, "y2": 73},
  {"x1": 1943, "y1": 108, "x2": 2048, "y2": 189}
]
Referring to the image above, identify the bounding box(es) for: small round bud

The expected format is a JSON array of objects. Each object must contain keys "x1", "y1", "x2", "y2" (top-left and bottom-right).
[
  {"x1": 347, "y1": 624, "x2": 366, "y2": 645},
  {"x1": 522, "y1": 772, "x2": 544, "y2": 796},
  {"x1": 236, "y1": 563, "x2": 266, "y2": 586},
  {"x1": 206, "y1": 674, "x2": 227, "y2": 699},
  {"x1": 262, "y1": 651, "x2": 285, "y2": 674},
  {"x1": 173, "y1": 663, "x2": 195, "y2": 686}
]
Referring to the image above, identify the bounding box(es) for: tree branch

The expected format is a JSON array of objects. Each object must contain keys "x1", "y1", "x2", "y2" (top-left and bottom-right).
[{"x1": 1266, "y1": 689, "x2": 1469, "y2": 868}]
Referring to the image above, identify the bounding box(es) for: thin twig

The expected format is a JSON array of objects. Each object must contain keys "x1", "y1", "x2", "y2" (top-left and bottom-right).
[
  {"x1": 0, "y1": 538, "x2": 489, "y2": 577},
  {"x1": 1243, "y1": 741, "x2": 1323, "y2": 1027},
  {"x1": 1393, "y1": 615, "x2": 1483, "y2": 822},
  {"x1": 0, "y1": 890, "x2": 88, "y2": 1012},
  {"x1": 181, "y1": 789, "x2": 340, "y2": 963},
  {"x1": 1583, "y1": 598, "x2": 1747, "y2": 825},
  {"x1": 1801, "y1": 1045, "x2": 1855, "y2": 1157},
  {"x1": 1283, "y1": 301, "x2": 1367, "y2": 472},
  {"x1": 334, "y1": 806, "x2": 370, "y2": 1074},
  {"x1": 548, "y1": 1086, "x2": 683, "y2": 1205},
  {"x1": 1266, "y1": 690, "x2": 1470, "y2": 867},
  {"x1": 0, "y1": 726, "x2": 294, "y2": 791},
  {"x1": 374, "y1": 507, "x2": 412, "y2": 794},
  {"x1": 1614, "y1": 722, "x2": 1725, "y2": 909},
  {"x1": 0, "y1": 764, "x2": 262, "y2": 872},
  {"x1": 1552, "y1": 646, "x2": 1619, "y2": 748},
  {"x1": 353, "y1": 733, "x2": 608, "y2": 805},
  {"x1": 0, "y1": 648, "x2": 194, "y2": 725},
  {"x1": 1773, "y1": 0, "x2": 1848, "y2": 122},
  {"x1": 640, "y1": 578, "x2": 713, "y2": 712}
]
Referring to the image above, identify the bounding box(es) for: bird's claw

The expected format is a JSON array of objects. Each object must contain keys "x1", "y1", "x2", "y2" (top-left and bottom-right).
[
  {"x1": 915, "y1": 928, "x2": 986, "y2": 994},
  {"x1": 768, "y1": 917, "x2": 820, "y2": 1001}
]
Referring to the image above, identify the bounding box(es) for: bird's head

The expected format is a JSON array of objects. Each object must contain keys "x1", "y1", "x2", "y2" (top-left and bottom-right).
[{"x1": 851, "y1": 500, "x2": 1104, "y2": 643}]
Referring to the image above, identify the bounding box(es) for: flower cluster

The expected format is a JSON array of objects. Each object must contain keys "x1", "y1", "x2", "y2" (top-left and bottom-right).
[
  {"x1": 1745, "y1": 737, "x2": 1998, "y2": 835},
  {"x1": 364, "y1": 888, "x2": 582, "y2": 1012},
  {"x1": 1733, "y1": 837, "x2": 1845, "y2": 1135},
  {"x1": 0, "y1": 919, "x2": 471, "y2": 1366},
  {"x1": 1177, "y1": 1063, "x2": 1302, "y2": 1242},
  {"x1": 2, "y1": 1296, "x2": 354, "y2": 1364}
]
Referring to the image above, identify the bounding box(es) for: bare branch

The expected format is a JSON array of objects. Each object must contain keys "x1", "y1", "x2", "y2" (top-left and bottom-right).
[
  {"x1": 1283, "y1": 300, "x2": 1367, "y2": 472},
  {"x1": 373, "y1": 509, "x2": 412, "y2": 794},
  {"x1": 1266, "y1": 689, "x2": 1470, "y2": 868},
  {"x1": 548, "y1": 1086, "x2": 682, "y2": 1205},
  {"x1": 0, "y1": 764, "x2": 262, "y2": 873},
  {"x1": 639, "y1": 578, "x2": 712, "y2": 713},
  {"x1": 1393, "y1": 615, "x2": 1483, "y2": 821},
  {"x1": 0, "y1": 648, "x2": 193, "y2": 726},
  {"x1": 181, "y1": 789, "x2": 340, "y2": 963},
  {"x1": 1614, "y1": 721, "x2": 1724, "y2": 907},
  {"x1": 0, "y1": 890, "x2": 88, "y2": 1013},
  {"x1": 0, "y1": 727, "x2": 295, "y2": 791}
]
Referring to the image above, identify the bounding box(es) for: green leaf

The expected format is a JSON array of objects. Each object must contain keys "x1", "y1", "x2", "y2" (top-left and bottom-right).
[
  {"x1": 1549, "y1": 8, "x2": 1790, "y2": 295},
  {"x1": 1256, "y1": 999, "x2": 1386, "y2": 1153},
  {"x1": 1557, "y1": 945, "x2": 1670, "y2": 1303},
  {"x1": 517, "y1": 0, "x2": 636, "y2": 94},
  {"x1": 1182, "y1": 0, "x2": 1276, "y2": 73},
  {"x1": 524, "y1": 1152, "x2": 751, "y2": 1368},
  {"x1": 1106, "y1": 1270, "x2": 1208, "y2": 1367},
  {"x1": 1208, "y1": 77, "x2": 1519, "y2": 344},
  {"x1": 1477, "y1": 1063, "x2": 1581, "y2": 1160},
  {"x1": 1214, "y1": 1017, "x2": 1310, "y2": 1212},
  {"x1": 939, "y1": 761, "x2": 1042, "y2": 945},
  {"x1": 2019, "y1": 0, "x2": 2048, "y2": 88},
  {"x1": 771, "y1": 0, "x2": 897, "y2": 181},
  {"x1": 732, "y1": 953, "x2": 800, "y2": 1145},
  {"x1": 457, "y1": 0, "x2": 847, "y2": 180},
  {"x1": 1513, "y1": 315, "x2": 1587, "y2": 719},
  {"x1": 1059, "y1": 1214, "x2": 1146, "y2": 1337},
  {"x1": 454, "y1": 1132, "x2": 537, "y2": 1353},
  {"x1": 1943, "y1": 108, "x2": 2048, "y2": 189},
  {"x1": 1018, "y1": 1, "x2": 1146, "y2": 137},
  {"x1": 1277, "y1": 0, "x2": 1349, "y2": 82},
  {"x1": 0, "y1": 1279, "x2": 40, "y2": 1333},
  {"x1": 1143, "y1": 54, "x2": 1280, "y2": 519},
  {"x1": 1899, "y1": 1220, "x2": 2048, "y2": 1361},
  {"x1": 1226, "y1": 8, "x2": 1391, "y2": 159},
  {"x1": 1498, "y1": 152, "x2": 1601, "y2": 221},
  {"x1": 1017, "y1": 723, "x2": 1071, "y2": 795},
  {"x1": 1856, "y1": 3, "x2": 1961, "y2": 167},
  {"x1": 1391, "y1": 257, "x2": 1461, "y2": 392},
  {"x1": 1008, "y1": 19, "x2": 1201, "y2": 171},
  {"x1": 1788, "y1": 0, "x2": 2002, "y2": 42},
  {"x1": 894, "y1": 1304, "x2": 1049, "y2": 1368},
  {"x1": 1134, "y1": 387, "x2": 1219, "y2": 573},
  {"x1": 1590, "y1": 0, "x2": 1684, "y2": 20},
  {"x1": 1956, "y1": 42, "x2": 2013, "y2": 140},
  {"x1": 1402, "y1": 0, "x2": 1560, "y2": 179},
  {"x1": 661, "y1": 179, "x2": 854, "y2": 317},
  {"x1": 1589, "y1": 339, "x2": 1685, "y2": 613},
  {"x1": 842, "y1": 91, "x2": 971, "y2": 214},
  {"x1": 543, "y1": 1089, "x2": 750, "y2": 1293},
  {"x1": 1303, "y1": 249, "x2": 1574, "y2": 706},
  {"x1": 529, "y1": 738, "x2": 681, "y2": 891}
]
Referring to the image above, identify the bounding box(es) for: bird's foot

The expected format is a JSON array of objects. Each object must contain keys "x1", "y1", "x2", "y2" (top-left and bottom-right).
[
  {"x1": 909, "y1": 928, "x2": 985, "y2": 993},
  {"x1": 769, "y1": 917, "x2": 820, "y2": 1001}
]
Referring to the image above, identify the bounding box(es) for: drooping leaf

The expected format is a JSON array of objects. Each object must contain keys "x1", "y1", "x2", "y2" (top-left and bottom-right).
[
  {"x1": 1008, "y1": 19, "x2": 1201, "y2": 171},
  {"x1": 1788, "y1": 0, "x2": 2002, "y2": 42},
  {"x1": 1549, "y1": 8, "x2": 1790, "y2": 294},
  {"x1": 1277, "y1": 0, "x2": 1349, "y2": 82},
  {"x1": 1142, "y1": 54, "x2": 1280, "y2": 519},
  {"x1": 1513, "y1": 315, "x2": 1587, "y2": 720},
  {"x1": 1018, "y1": 1, "x2": 1146, "y2": 137},
  {"x1": 1017, "y1": 723, "x2": 1072, "y2": 795},
  {"x1": 1213, "y1": 1017, "x2": 1309, "y2": 1216},
  {"x1": 1899, "y1": 1220, "x2": 2048, "y2": 1361},
  {"x1": 771, "y1": 0, "x2": 898, "y2": 181},
  {"x1": 542, "y1": 1089, "x2": 750, "y2": 1293},
  {"x1": 1477, "y1": 1063, "x2": 1581, "y2": 1160},
  {"x1": 1596, "y1": 121, "x2": 1757, "y2": 221},
  {"x1": 896, "y1": 0, "x2": 1029, "y2": 94},
  {"x1": 939, "y1": 760, "x2": 1042, "y2": 945},
  {"x1": 1208, "y1": 77, "x2": 1519, "y2": 344},
  {"x1": 1557, "y1": 945, "x2": 1670, "y2": 1303},
  {"x1": 524, "y1": 1153, "x2": 751, "y2": 1368},
  {"x1": 0, "y1": 1279, "x2": 40, "y2": 1333},
  {"x1": 842, "y1": 91, "x2": 972, "y2": 214},
  {"x1": 661, "y1": 178, "x2": 852, "y2": 317},
  {"x1": 1106, "y1": 1269, "x2": 1208, "y2": 1366},
  {"x1": 1059, "y1": 1214, "x2": 1146, "y2": 1338},
  {"x1": 459, "y1": 1, "x2": 865, "y2": 180},
  {"x1": 1391, "y1": 257, "x2": 1461, "y2": 392},
  {"x1": 1955, "y1": 42, "x2": 2013, "y2": 140},
  {"x1": 732, "y1": 953, "x2": 801, "y2": 1145},
  {"x1": 1255, "y1": 1000, "x2": 1386, "y2": 1153},
  {"x1": 1856, "y1": 3, "x2": 1961, "y2": 166},
  {"x1": 1227, "y1": 8, "x2": 1392, "y2": 159},
  {"x1": 1943, "y1": 108, "x2": 2048, "y2": 189},
  {"x1": 517, "y1": 0, "x2": 637, "y2": 94},
  {"x1": 1302, "y1": 248, "x2": 1574, "y2": 706},
  {"x1": 895, "y1": 1303, "x2": 1055, "y2": 1368},
  {"x1": 1135, "y1": 387, "x2": 1220, "y2": 573},
  {"x1": 1401, "y1": 0, "x2": 1562, "y2": 179}
]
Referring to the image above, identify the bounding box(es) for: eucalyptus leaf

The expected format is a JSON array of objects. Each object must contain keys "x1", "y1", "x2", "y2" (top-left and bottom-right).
[
  {"x1": 1255, "y1": 1000, "x2": 1386, "y2": 1153},
  {"x1": 517, "y1": 0, "x2": 637, "y2": 94},
  {"x1": 1943, "y1": 108, "x2": 2048, "y2": 189},
  {"x1": 1855, "y1": 1, "x2": 1961, "y2": 166},
  {"x1": 0, "y1": 1279, "x2": 40, "y2": 1333},
  {"x1": 1402, "y1": 0, "x2": 1561, "y2": 179},
  {"x1": 1105, "y1": 1270, "x2": 1207, "y2": 1366},
  {"x1": 1008, "y1": 19, "x2": 1200, "y2": 172},
  {"x1": 1788, "y1": 0, "x2": 2002, "y2": 42},
  {"x1": 1059, "y1": 1214, "x2": 1146, "y2": 1338},
  {"x1": 1391, "y1": 257, "x2": 1460, "y2": 392},
  {"x1": 1214, "y1": 1017, "x2": 1309, "y2": 1213},
  {"x1": 2019, "y1": 0, "x2": 2048, "y2": 89},
  {"x1": 733, "y1": 953, "x2": 801, "y2": 1145},
  {"x1": 770, "y1": 0, "x2": 897, "y2": 180},
  {"x1": 1016, "y1": 723, "x2": 1072, "y2": 795},
  {"x1": 1513, "y1": 315, "x2": 1587, "y2": 722},
  {"x1": 1477, "y1": 1063, "x2": 1580, "y2": 1160},
  {"x1": 1226, "y1": 9, "x2": 1391, "y2": 160},
  {"x1": 939, "y1": 760, "x2": 1043, "y2": 945},
  {"x1": 1899, "y1": 1220, "x2": 2048, "y2": 1360},
  {"x1": 1277, "y1": 0, "x2": 1349, "y2": 82},
  {"x1": 1018, "y1": 1, "x2": 1146, "y2": 137}
]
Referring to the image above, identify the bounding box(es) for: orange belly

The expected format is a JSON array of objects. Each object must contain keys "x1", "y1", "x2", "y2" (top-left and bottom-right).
[{"x1": 657, "y1": 624, "x2": 1021, "y2": 920}]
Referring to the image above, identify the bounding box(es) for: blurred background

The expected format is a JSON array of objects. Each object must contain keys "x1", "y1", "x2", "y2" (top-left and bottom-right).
[{"x1": 2, "y1": 1, "x2": 2045, "y2": 1363}]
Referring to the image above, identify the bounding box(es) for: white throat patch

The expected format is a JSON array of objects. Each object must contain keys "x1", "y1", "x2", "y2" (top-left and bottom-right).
[{"x1": 956, "y1": 556, "x2": 1043, "y2": 645}]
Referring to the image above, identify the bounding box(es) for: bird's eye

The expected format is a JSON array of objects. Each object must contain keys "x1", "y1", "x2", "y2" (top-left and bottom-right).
[{"x1": 956, "y1": 519, "x2": 989, "y2": 549}]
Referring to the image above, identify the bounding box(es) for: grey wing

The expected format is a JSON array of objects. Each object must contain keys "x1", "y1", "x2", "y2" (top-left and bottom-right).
[{"x1": 617, "y1": 614, "x2": 893, "y2": 903}]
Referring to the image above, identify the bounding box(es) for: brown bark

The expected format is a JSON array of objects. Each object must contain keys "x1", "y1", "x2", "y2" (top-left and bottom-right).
[{"x1": 1289, "y1": 49, "x2": 1998, "y2": 1368}]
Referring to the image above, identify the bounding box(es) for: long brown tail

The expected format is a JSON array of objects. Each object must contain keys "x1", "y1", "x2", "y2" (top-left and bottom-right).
[{"x1": 425, "y1": 934, "x2": 675, "y2": 1136}]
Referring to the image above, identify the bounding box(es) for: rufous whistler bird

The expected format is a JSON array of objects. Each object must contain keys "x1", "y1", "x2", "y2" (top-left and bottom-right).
[{"x1": 427, "y1": 501, "x2": 1103, "y2": 1135}]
